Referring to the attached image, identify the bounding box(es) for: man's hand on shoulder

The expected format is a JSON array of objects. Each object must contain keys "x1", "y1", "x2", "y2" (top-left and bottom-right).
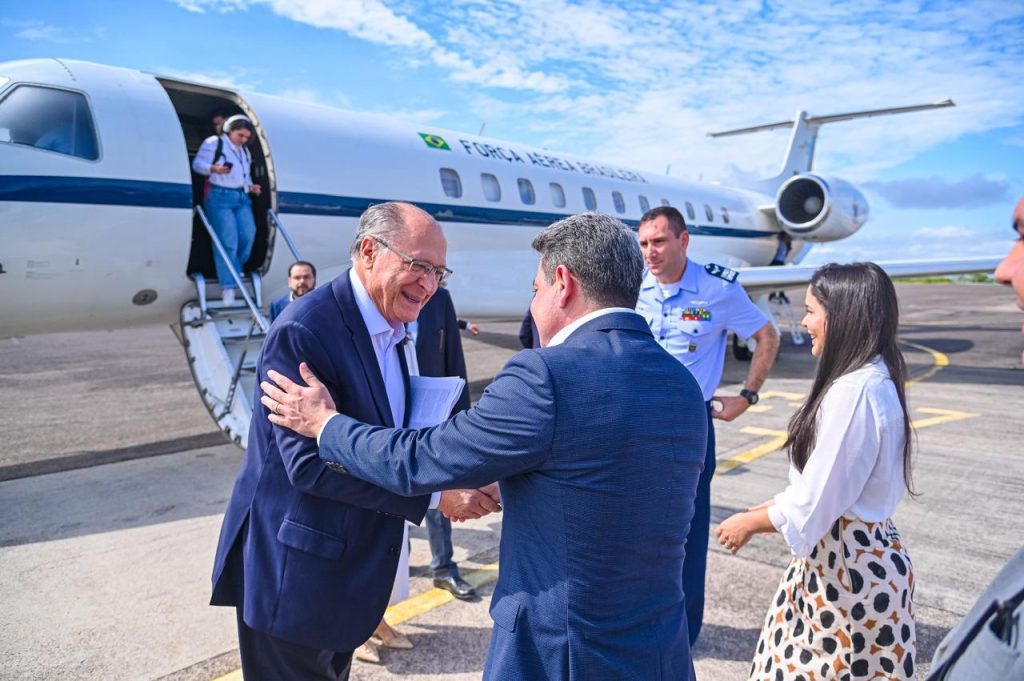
[
  {"x1": 261, "y1": 362, "x2": 338, "y2": 438},
  {"x1": 439, "y1": 487, "x2": 502, "y2": 522}
]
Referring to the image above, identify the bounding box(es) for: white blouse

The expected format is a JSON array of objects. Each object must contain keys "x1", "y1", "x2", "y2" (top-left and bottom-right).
[{"x1": 768, "y1": 357, "x2": 908, "y2": 557}]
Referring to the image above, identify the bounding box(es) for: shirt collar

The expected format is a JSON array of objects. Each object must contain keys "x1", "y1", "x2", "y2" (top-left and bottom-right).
[
  {"x1": 547, "y1": 307, "x2": 637, "y2": 347},
  {"x1": 639, "y1": 258, "x2": 699, "y2": 296},
  {"x1": 349, "y1": 268, "x2": 406, "y2": 344}
]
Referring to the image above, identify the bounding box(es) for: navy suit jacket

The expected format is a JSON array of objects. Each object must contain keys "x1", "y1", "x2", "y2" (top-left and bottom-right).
[
  {"x1": 320, "y1": 311, "x2": 707, "y2": 680},
  {"x1": 268, "y1": 293, "x2": 289, "y2": 322},
  {"x1": 415, "y1": 287, "x2": 470, "y2": 413},
  {"x1": 211, "y1": 270, "x2": 431, "y2": 652}
]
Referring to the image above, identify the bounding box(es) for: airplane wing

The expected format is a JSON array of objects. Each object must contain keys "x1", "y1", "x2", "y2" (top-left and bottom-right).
[{"x1": 737, "y1": 256, "x2": 1002, "y2": 296}]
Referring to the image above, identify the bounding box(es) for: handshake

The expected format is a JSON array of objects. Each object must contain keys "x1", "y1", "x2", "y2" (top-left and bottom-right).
[{"x1": 439, "y1": 483, "x2": 502, "y2": 522}]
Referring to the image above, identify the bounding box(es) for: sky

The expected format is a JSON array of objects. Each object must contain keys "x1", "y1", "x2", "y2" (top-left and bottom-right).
[{"x1": 2, "y1": 0, "x2": 1022, "y2": 264}]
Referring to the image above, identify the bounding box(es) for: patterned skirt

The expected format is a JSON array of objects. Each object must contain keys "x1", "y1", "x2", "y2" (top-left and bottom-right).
[{"x1": 749, "y1": 517, "x2": 916, "y2": 680}]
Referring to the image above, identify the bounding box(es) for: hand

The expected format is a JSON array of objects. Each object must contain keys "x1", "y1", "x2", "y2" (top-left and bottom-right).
[
  {"x1": 261, "y1": 362, "x2": 337, "y2": 438},
  {"x1": 439, "y1": 488, "x2": 502, "y2": 522},
  {"x1": 250, "y1": 184, "x2": 262, "y2": 196},
  {"x1": 711, "y1": 394, "x2": 750, "y2": 422},
  {"x1": 211, "y1": 163, "x2": 230, "y2": 174},
  {"x1": 747, "y1": 499, "x2": 775, "y2": 512},
  {"x1": 466, "y1": 322, "x2": 480, "y2": 335},
  {"x1": 716, "y1": 512, "x2": 756, "y2": 554},
  {"x1": 478, "y1": 482, "x2": 501, "y2": 506}
]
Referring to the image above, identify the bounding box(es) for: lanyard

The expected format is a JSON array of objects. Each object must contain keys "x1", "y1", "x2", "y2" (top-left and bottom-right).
[{"x1": 227, "y1": 141, "x2": 251, "y2": 186}]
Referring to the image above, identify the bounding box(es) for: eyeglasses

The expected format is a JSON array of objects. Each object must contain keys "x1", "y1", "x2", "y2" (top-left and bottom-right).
[{"x1": 373, "y1": 237, "x2": 453, "y2": 286}]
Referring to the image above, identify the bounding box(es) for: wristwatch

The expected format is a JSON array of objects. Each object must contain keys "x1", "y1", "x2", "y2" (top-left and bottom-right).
[{"x1": 740, "y1": 388, "x2": 759, "y2": 405}]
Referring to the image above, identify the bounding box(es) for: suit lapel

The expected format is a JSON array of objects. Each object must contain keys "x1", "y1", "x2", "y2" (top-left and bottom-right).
[{"x1": 332, "y1": 272, "x2": 395, "y2": 427}]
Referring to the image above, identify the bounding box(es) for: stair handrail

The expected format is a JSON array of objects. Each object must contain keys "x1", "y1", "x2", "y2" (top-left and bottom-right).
[
  {"x1": 194, "y1": 205, "x2": 269, "y2": 333},
  {"x1": 267, "y1": 209, "x2": 304, "y2": 262}
]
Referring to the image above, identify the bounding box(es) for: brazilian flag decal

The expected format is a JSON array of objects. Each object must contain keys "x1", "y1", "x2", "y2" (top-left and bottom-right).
[{"x1": 419, "y1": 133, "x2": 451, "y2": 150}]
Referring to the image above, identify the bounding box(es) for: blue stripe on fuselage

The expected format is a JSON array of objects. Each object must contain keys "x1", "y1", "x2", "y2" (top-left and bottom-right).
[
  {"x1": 277, "y1": 191, "x2": 772, "y2": 239},
  {"x1": 0, "y1": 177, "x2": 772, "y2": 239},
  {"x1": 0, "y1": 175, "x2": 193, "y2": 209}
]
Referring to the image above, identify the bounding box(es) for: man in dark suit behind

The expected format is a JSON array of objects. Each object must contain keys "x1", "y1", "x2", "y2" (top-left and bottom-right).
[
  {"x1": 211, "y1": 202, "x2": 500, "y2": 680},
  {"x1": 412, "y1": 287, "x2": 479, "y2": 600},
  {"x1": 269, "y1": 260, "x2": 317, "y2": 322},
  {"x1": 263, "y1": 212, "x2": 708, "y2": 680}
]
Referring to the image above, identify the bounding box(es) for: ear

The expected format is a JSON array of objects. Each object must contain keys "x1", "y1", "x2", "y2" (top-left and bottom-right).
[
  {"x1": 359, "y1": 237, "x2": 376, "y2": 266},
  {"x1": 553, "y1": 264, "x2": 576, "y2": 309},
  {"x1": 679, "y1": 230, "x2": 690, "y2": 251}
]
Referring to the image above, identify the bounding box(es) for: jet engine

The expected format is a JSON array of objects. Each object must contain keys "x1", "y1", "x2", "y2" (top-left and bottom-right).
[{"x1": 774, "y1": 174, "x2": 869, "y2": 242}]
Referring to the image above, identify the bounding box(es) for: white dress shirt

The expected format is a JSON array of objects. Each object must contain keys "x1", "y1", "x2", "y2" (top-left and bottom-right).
[
  {"x1": 768, "y1": 357, "x2": 908, "y2": 557},
  {"x1": 547, "y1": 307, "x2": 639, "y2": 347},
  {"x1": 191, "y1": 134, "x2": 253, "y2": 189},
  {"x1": 318, "y1": 270, "x2": 438, "y2": 508}
]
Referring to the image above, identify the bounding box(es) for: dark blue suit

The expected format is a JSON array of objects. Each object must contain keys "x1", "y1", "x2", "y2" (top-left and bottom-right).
[
  {"x1": 211, "y1": 271, "x2": 431, "y2": 668},
  {"x1": 268, "y1": 293, "x2": 290, "y2": 322},
  {"x1": 319, "y1": 311, "x2": 706, "y2": 680}
]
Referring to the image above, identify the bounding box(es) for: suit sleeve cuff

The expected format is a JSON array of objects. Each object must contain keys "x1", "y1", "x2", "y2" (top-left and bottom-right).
[{"x1": 317, "y1": 412, "x2": 341, "y2": 446}]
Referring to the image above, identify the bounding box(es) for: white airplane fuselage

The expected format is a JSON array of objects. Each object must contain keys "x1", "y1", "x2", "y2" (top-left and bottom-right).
[{"x1": 1, "y1": 59, "x2": 852, "y2": 338}]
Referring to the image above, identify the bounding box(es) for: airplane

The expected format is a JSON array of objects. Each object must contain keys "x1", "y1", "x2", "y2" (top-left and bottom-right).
[{"x1": 0, "y1": 58, "x2": 1001, "y2": 445}]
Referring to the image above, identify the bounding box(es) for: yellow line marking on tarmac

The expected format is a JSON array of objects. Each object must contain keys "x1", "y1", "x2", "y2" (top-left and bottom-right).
[
  {"x1": 902, "y1": 339, "x2": 950, "y2": 386},
  {"x1": 384, "y1": 562, "x2": 499, "y2": 625},
  {"x1": 746, "y1": 404, "x2": 772, "y2": 413},
  {"x1": 911, "y1": 407, "x2": 979, "y2": 429},
  {"x1": 760, "y1": 390, "x2": 805, "y2": 400},
  {"x1": 715, "y1": 427, "x2": 788, "y2": 475},
  {"x1": 210, "y1": 563, "x2": 501, "y2": 681}
]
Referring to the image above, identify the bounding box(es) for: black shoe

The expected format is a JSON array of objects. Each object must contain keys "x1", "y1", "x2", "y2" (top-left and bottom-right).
[{"x1": 433, "y1": 574, "x2": 476, "y2": 600}]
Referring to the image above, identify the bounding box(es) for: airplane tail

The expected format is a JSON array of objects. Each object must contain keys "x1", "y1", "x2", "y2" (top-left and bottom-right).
[{"x1": 708, "y1": 100, "x2": 954, "y2": 193}]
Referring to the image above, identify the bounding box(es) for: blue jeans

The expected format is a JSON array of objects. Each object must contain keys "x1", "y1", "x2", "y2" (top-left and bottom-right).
[
  {"x1": 425, "y1": 509, "x2": 458, "y2": 578},
  {"x1": 205, "y1": 186, "x2": 256, "y2": 288},
  {"x1": 682, "y1": 403, "x2": 715, "y2": 645}
]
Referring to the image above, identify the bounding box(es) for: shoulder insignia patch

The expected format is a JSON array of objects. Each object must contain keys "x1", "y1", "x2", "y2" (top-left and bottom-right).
[{"x1": 705, "y1": 263, "x2": 738, "y2": 283}]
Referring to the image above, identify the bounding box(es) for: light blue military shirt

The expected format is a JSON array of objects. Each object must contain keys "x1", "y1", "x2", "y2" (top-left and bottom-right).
[{"x1": 636, "y1": 258, "x2": 769, "y2": 401}]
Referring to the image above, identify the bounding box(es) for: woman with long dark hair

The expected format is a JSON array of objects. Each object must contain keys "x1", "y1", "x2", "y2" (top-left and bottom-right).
[{"x1": 716, "y1": 262, "x2": 917, "y2": 680}]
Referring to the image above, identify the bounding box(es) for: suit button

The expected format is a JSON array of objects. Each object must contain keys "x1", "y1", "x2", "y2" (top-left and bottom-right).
[{"x1": 389, "y1": 546, "x2": 400, "y2": 556}]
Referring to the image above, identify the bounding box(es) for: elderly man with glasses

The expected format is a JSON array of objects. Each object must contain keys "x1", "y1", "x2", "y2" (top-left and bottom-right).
[{"x1": 210, "y1": 201, "x2": 500, "y2": 681}]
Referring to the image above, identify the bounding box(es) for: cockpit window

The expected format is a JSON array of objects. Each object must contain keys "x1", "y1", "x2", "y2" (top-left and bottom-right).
[{"x1": 0, "y1": 85, "x2": 99, "y2": 160}]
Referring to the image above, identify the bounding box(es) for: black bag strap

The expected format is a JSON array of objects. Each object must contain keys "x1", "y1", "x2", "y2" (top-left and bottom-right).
[{"x1": 212, "y1": 135, "x2": 225, "y2": 167}]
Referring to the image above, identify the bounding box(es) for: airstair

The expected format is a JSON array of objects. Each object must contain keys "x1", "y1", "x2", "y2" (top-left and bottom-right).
[
  {"x1": 178, "y1": 208, "x2": 301, "y2": 447},
  {"x1": 757, "y1": 292, "x2": 806, "y2": 346}
]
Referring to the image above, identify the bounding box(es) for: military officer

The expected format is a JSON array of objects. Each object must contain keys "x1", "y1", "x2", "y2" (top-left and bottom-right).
[{"x1": 635, "y1": 205, "x2": 780, "y2": 646}]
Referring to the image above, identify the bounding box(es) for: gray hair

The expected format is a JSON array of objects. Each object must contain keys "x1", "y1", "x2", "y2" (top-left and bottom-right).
[
  {"x1": 349, "y1": 202, "x2": 429, "y2": 258},
  {"x1": 531, "y1": 212, "x2": 643, "y2": 308}
]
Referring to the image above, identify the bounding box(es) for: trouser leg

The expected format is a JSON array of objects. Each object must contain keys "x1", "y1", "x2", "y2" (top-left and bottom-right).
[
  {"x1": 425, "y1": 508, "x2": 456, "y2": 577},
  {"x1": 234, "y1": 194, "x2": 257, "y2": 271},
  {"x1": 205, "y1": 188, "x2": 241, "y2": 288},
  {"x1": 236, "y1": 609, "x2": 352, "y2": 681},
  {"x1": 682, "y1": 404, "x2": 715, "y2": 646}
]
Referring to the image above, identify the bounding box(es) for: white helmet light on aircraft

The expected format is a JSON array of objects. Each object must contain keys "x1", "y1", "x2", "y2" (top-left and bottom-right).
[{"x1": 775, "y1": 173, "x2": 869, "y2": 242}]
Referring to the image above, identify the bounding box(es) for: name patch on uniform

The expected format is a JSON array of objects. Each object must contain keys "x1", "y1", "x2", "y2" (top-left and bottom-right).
[
  {"x1": 681, "y1": 307, "x2": 711, "y2": 321},
  {"x1": 705, "y1": 263, "x2": 738, "y2": 283}
]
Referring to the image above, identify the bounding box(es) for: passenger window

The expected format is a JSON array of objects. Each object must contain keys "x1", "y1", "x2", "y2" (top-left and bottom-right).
[
  {"x1": 0, "y1": 85, "x2": 99, "y2": 160},
  {"x1": 704, "y1": 204, "x2": 714, "y2": 221},
  {"x1": 439, "y1": 168, "x2": 462, "y2": 198},
  {"x1": 612, "y1": 191, "x2": 626, "y2": 214},
  {"x1": 638, "y1": 195, "x2": 650, "y2": 213},
  {"x1": 518, "y1": 178, "x2": 536, "y2": 205},
  {"x1": 721, "y1": 206, "x2": 730, "y2": 224},
  {"x1": 582, "y1": 187, "x2": 597, "y2": 210},
  {"x1": 685, "y1": 201, "x2": 696, "y2": 221},
  {"x1": 550, "y1": 182, "x2": 566, "y2": 208},
  {"x1": 481, "y1": 173, "x2": 501, "y2": 202},
  {"x1": 660, "y1": 199, "x2": 670, "y2": 207}
]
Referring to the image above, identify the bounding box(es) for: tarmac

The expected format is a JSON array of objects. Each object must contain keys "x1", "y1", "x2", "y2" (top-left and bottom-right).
[{"x1": 0, "y1": 282, "x2": 1022, "y2": 681}]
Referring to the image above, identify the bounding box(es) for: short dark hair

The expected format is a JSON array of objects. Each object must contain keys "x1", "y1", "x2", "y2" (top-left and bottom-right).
[
  {"x1": 288, "y1": 260, "x2": 317, "y2": 278},
  {"x1": 531, "y1": 212, "x2": 643, "y2": 308},
  {"x1": 639, "y1": 206, "x2": 687, "y2": 236}
]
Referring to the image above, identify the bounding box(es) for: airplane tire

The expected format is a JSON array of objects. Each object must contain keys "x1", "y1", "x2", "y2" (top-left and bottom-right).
[{"x1": 732, "y1": 335, "x2": 753, "y2": 361}]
